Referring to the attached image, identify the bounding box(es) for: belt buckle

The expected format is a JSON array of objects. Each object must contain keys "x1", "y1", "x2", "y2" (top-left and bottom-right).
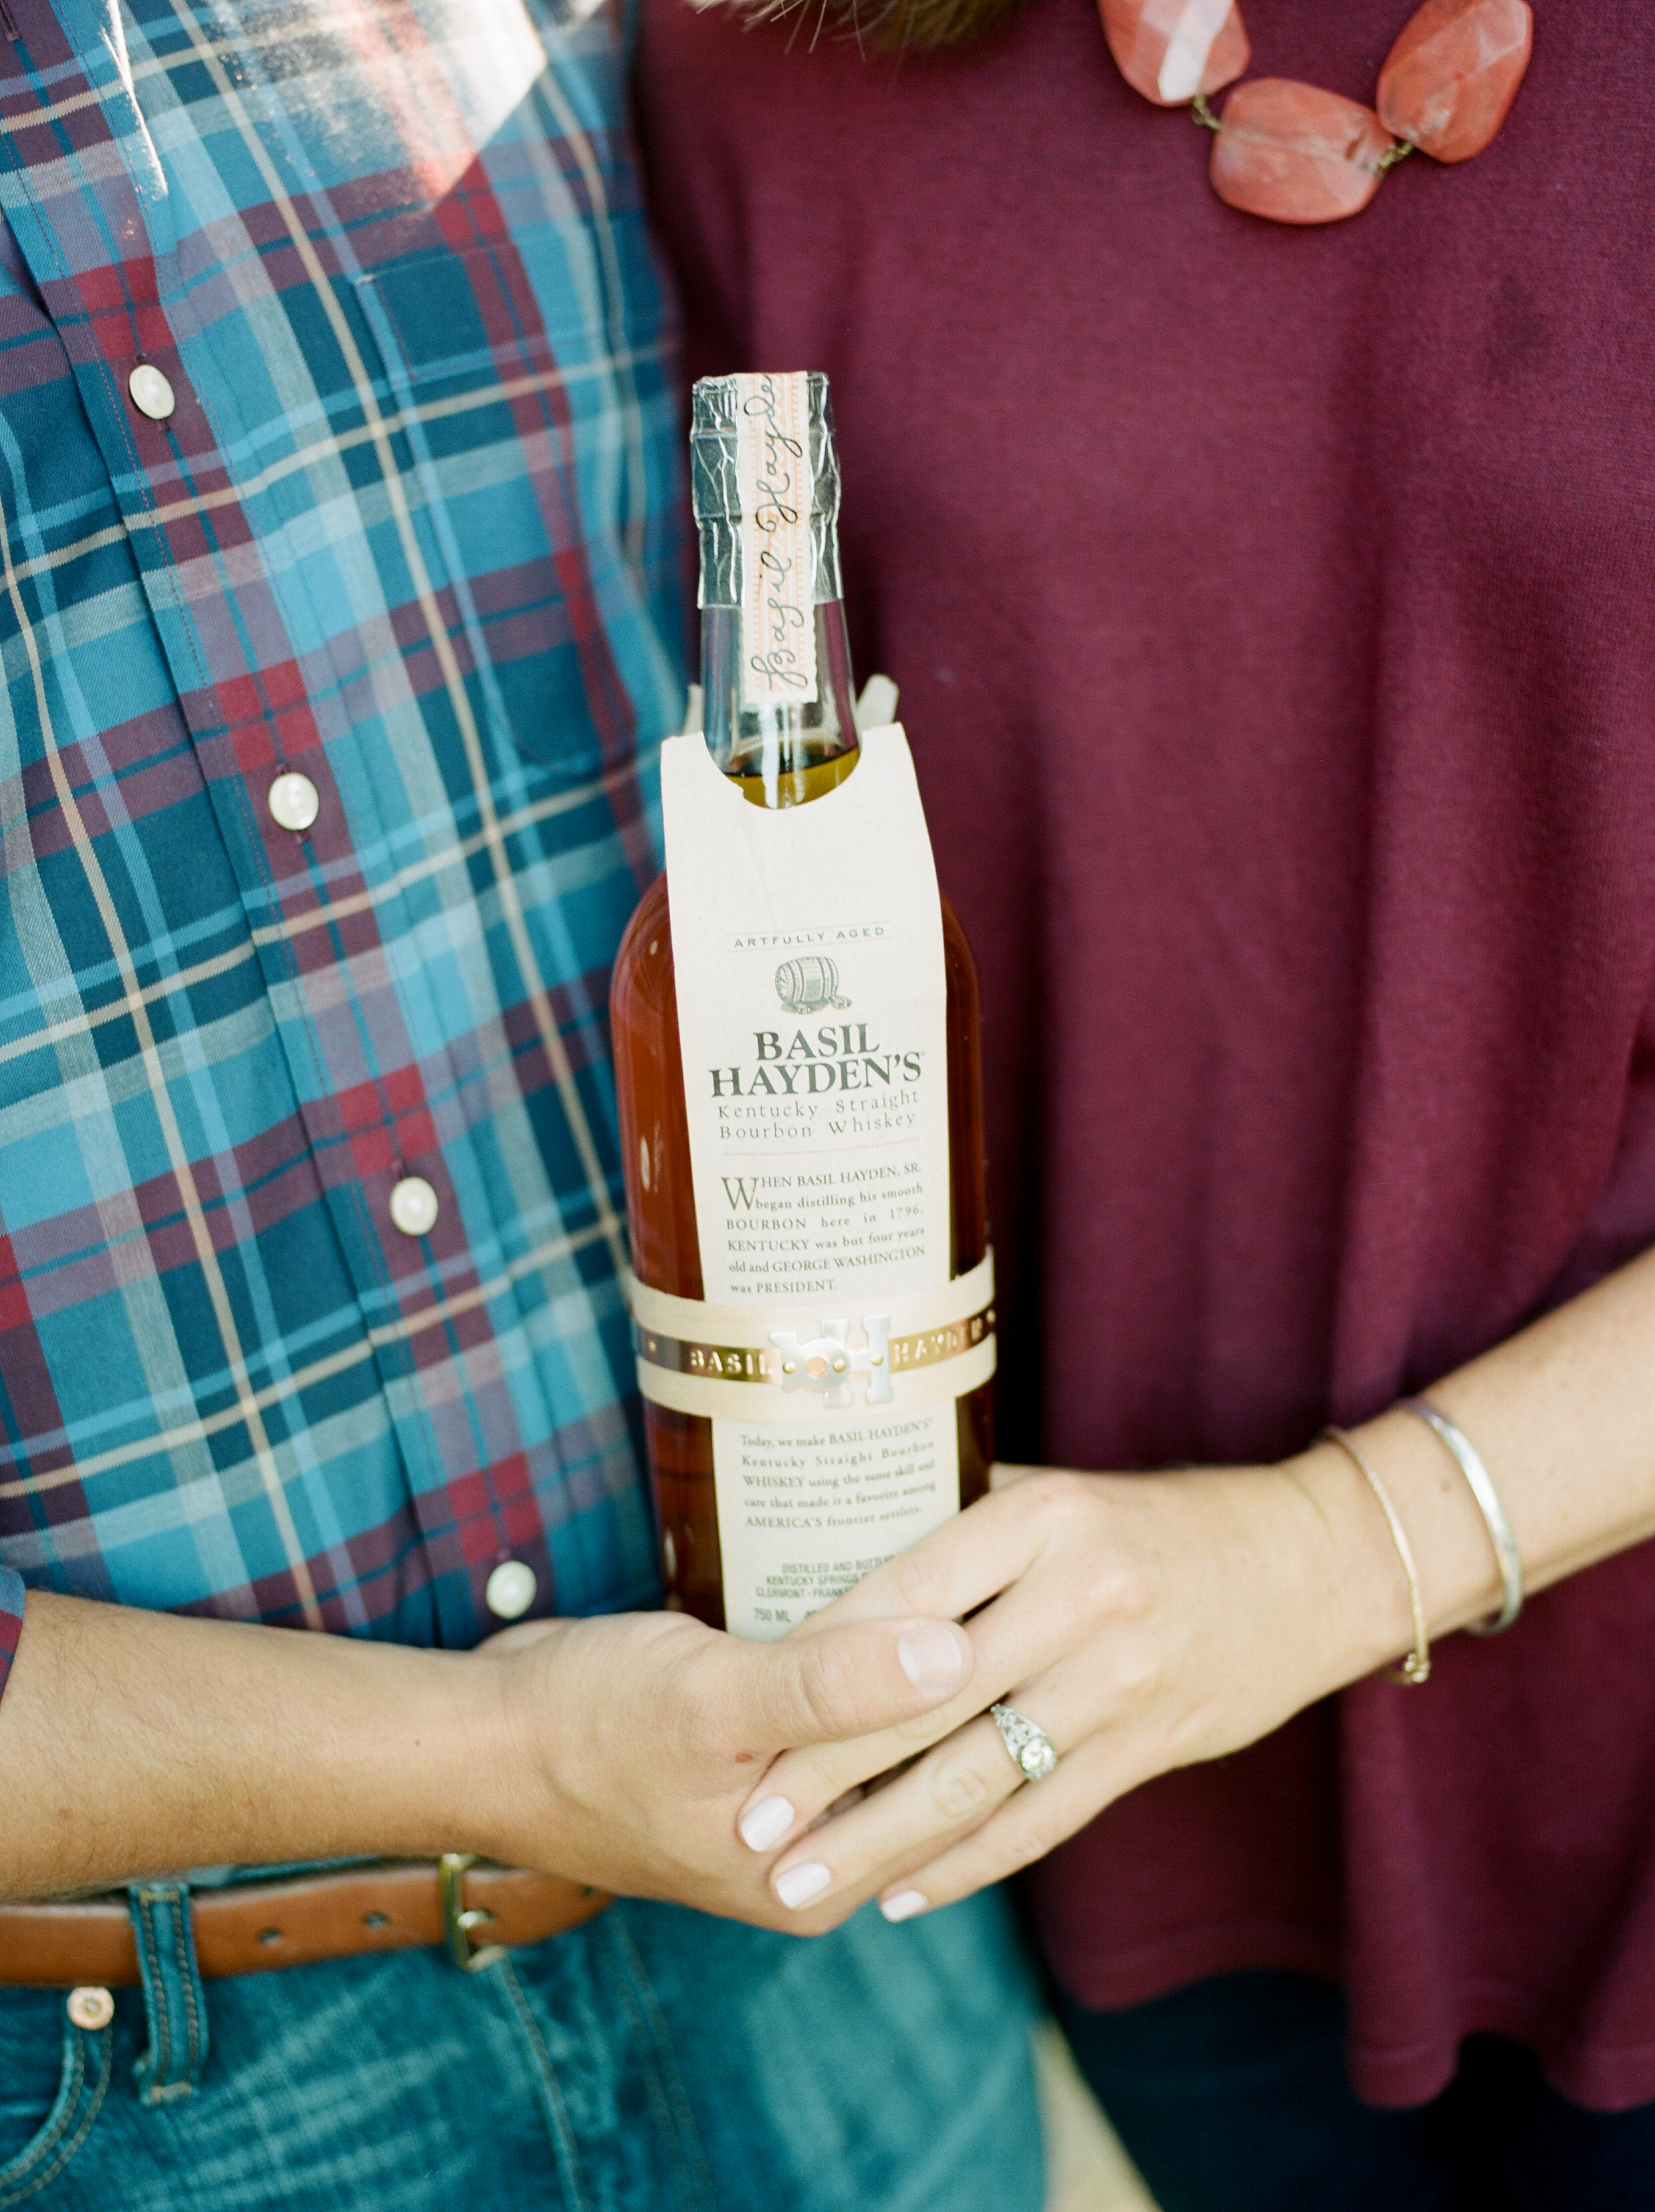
[{"x1": 437, "y1": 1854, "x2": 509, "y2": 1974}]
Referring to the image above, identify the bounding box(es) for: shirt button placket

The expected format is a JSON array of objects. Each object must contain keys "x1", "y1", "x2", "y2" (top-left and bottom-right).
[
  {"x1": 485, "y1": 1561, "x2": 538, "y2": 1619},
  {"x1": 267, "y1": 770, "x2": 320, "y2": 834},
  {"x1": 128, "y1": 362, "x2": 176, "y2": 421},
  {"x1": 389, "y1": 1176, "x2": 440, "y2": 1239}
]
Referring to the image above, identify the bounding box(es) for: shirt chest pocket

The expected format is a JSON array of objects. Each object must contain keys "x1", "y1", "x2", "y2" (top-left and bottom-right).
[{"x1": 352, "y1": 239, "x2": 647, "y2": 782}]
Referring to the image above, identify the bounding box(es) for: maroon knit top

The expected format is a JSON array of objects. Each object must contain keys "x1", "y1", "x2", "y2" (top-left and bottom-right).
[{"x1": 635, "y1": 0, "x2": 1655, "y2": 2110}]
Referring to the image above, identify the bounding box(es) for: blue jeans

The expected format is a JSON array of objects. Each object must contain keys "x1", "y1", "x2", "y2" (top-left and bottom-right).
[{"x1": 0, "y1": 1888, "x2": 1041, "y2": 2210}]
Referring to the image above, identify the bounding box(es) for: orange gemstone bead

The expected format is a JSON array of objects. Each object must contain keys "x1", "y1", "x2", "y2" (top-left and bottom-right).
[
  {"x1": 1208, "y1": 80, "x2": 1395, "y2": 225},
  {"x1": 1377, "y1": 0, "x2": 1533, "y2": 164},
  {"x1": 1097, "y1": 0, "x2": 1249, "y2": 108}
]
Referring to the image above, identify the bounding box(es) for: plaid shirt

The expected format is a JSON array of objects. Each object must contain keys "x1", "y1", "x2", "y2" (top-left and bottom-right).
[{"x1": 0, "y1": 0, "x2": 684, "y2": 1706}]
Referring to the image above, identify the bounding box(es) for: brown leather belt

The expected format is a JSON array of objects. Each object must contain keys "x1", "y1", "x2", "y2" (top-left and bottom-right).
[{"x1": 0, "y1": 1859, "x2": 611, "y2": 1987}]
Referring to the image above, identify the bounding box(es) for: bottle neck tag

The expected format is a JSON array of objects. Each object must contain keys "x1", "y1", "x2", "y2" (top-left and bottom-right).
[{"x1": 661, "y1": 722, "x2": 952, "y2": 1310}]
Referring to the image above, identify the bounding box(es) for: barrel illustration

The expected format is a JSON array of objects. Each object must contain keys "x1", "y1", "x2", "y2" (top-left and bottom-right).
[{"x1": 774, "y1": 955, "x2": 851, "y2": 1013}]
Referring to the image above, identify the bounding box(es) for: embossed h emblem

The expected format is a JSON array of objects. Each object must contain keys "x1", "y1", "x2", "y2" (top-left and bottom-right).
[{"x1": 768, "y1": 1315, "x2": 893, "y2": 1407}]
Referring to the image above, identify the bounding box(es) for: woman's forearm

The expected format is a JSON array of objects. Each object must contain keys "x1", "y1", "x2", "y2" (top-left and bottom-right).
[
  {"x1": 737, "y1": 1241, "x2": 1655, "y2": 1923},
  {"x1": 1306, "y1": 1239, "x2": 1655, "y2": 1641}
]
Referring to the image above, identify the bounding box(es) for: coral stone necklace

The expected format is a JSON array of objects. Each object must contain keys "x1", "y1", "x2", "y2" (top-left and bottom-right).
[{"x1": 1099, "y1": 0, "x2": 1533, "y2": 224}]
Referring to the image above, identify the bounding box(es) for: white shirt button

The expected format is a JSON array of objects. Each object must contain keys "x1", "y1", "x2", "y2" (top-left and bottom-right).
[
  {"x1": 485, "y1": 1559, "x2": 537, "y2": 1619},
  {"x1": 388, "y1": 1175, "x2": 439, "y2": 1238},
  {"x1": 128, "y1": 363, "x2": 176, "y2": 421},
  {"x1": 267, "y1": 770, "x2": 320, "y2": 834}
]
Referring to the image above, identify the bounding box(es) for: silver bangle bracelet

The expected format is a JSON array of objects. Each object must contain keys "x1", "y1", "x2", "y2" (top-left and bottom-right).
[{"x1": 1398, "y1": 1397, "x2": 1523, "y2": 1634}]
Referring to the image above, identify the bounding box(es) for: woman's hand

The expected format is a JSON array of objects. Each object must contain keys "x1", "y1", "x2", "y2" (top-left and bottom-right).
[
  {"x1": 734, "y1": 1443, "x2": 1478, "y2": 1924},
  {"x1": 726, "y1": 1243, "x2": 1655, "y2": 1925}
]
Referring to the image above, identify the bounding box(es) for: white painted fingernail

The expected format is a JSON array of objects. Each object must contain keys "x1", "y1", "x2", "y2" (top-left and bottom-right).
[
  {"x1": 738, "y1": 1795, "x2": 794, "y2": 1852},
  {"x1": 774, "y1": 1860, "x2": 832, "y2": 1910},
  {"x1": 879, "y1": 1889, "x2": 928, "y2": 1923},
  {"x1": 897, "y1": 1622, "x2": 964, "y2": 1694}
]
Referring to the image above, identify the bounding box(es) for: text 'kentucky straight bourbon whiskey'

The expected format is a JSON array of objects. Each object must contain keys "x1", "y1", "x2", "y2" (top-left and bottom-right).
[{"x1": 611, "y1": 371, "x2": 994, "y2": 1635}]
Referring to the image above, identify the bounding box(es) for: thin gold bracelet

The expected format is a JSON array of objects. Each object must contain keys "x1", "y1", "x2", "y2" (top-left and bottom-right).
[{"x1": 1321, "y1": 1427, "x2": 1432, "y2": 1686}]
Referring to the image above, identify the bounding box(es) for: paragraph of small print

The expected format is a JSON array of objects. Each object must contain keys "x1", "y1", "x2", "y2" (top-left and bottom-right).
[{"x1": 714, "y1": 1405, "x2": 960, "y2": 1639}]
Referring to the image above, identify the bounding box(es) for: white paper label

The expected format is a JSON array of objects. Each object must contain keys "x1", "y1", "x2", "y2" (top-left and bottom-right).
[
  {"x1": 712, "y1": 1405, "x2": 955, "y2": 1635},
  {"x1": 660, "y1": 724, "x2": 960, "y2": 1637},
  {"x1": 733, "y1": 371, "x2": 818, "y2": 708}
]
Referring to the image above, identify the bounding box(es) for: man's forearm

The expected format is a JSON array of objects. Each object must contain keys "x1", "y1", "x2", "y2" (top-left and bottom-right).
[
  {"x1": 0, "y1": 1593, "x2": 508, "y2": 1900},
  {"x1": 0, "y1": 1585, "x2": 978, "y2": 1932}
]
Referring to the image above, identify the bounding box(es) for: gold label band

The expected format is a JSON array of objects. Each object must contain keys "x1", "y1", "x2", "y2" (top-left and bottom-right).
[
  {"x1": 625, "y1": 1251, "x2": 996, "y2": 1425},
  {"x1": 635, "y1": 1332, "x2": 996, "y2": 1425},
  {"x1": 635, "y1": 1303, "x2": 996, "y2": 1386}
]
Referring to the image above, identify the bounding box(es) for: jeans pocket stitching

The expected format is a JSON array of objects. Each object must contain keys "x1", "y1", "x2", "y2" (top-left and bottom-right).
[
  {"x1": 600, "y1": 1911, "x2": 718, "y2": 2212},
  {"x1": 0, "y1": 2021, "x2": 111, "y2": 2209},
  {"x1": 164, "y1": 1896, "x2": 203, "y2": 2075},
  {"x1": 493, "y1": 1958, "x2": 591, "y2": 2212},
  {"x1": 133, "y1": 1894, "x2": 173, "y2": 2086}
]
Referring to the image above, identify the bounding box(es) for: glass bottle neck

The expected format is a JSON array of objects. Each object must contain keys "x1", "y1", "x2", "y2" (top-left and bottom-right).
[{"x1": 699, "y1": 597, "x2": 860, "y2": 810}]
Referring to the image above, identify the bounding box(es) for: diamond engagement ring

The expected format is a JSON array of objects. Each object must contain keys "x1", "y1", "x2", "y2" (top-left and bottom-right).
[{"x1": 990, "y1": 1702, "x2": 1059, "y2": 1782}]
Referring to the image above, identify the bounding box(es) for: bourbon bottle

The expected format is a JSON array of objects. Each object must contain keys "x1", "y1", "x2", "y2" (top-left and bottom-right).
[{"x1": 611, "y1": 371, "x2": 993, "y2": 1635}]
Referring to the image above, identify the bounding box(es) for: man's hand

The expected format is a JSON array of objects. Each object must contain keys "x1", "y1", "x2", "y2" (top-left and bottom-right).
[
  {"x1": 0, "y1": 1588, "x2": 971, "y2": 1926},
  {"x1": 475, "y1": 1608, "x2": 972, "y2": 1928}
]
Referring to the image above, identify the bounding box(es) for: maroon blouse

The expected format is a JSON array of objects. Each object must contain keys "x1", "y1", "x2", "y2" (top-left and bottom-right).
[{"x1": 635, "y1": 0, "x2": 1655, "y2": 2110}]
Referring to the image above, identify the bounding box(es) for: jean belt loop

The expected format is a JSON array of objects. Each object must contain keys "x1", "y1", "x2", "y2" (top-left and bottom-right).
[{"x1": 126, "y1": 1881, "x2": 209, "y2": 2104}]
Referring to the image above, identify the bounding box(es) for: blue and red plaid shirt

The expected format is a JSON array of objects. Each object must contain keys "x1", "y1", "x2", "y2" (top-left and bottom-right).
[{"x1": 0, "y1": 0, "x2": 685, "y2": 1705}]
